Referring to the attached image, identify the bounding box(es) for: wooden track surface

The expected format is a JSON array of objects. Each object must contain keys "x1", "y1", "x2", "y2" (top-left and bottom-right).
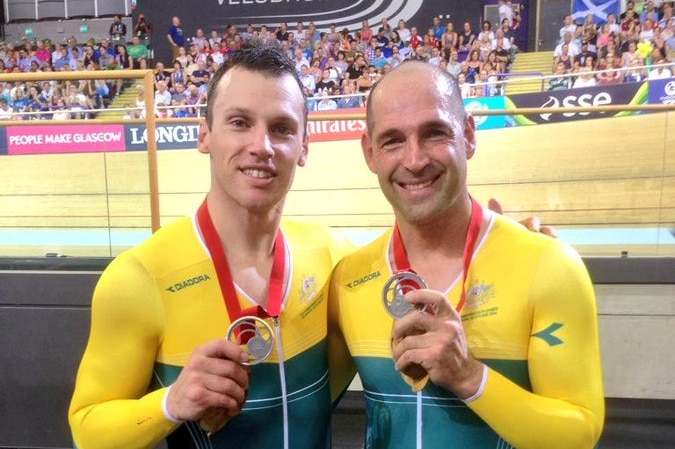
[{"x1": 1, "y1": 112, "x2": 673, "y2": 257}]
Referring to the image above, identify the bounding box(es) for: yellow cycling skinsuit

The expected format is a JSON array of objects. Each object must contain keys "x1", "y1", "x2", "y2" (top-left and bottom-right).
[
  {"x1": 69, "y1": 215, "x2": 351, "y2": 449},
  {"x1": 329, "y1": 211, "x2": 605, "y2": 449}
]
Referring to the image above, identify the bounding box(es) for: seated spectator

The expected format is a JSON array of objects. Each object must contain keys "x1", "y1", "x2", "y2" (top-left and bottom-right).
[
  {"x1": 553, "y1": 43, "x2": 574, "y2": 73},
  {"x1": 171, "y1": 82, "x2": 188, "y2": 104},
  {"x1": 0, "y1": 98, "x2": 13, "y2": 119},
  {"x1": 493, "y1": 38, "x2": 511, "y2": 69},
  {"x1": 316, "y1": 89, "x2": 338, "y2": 111},
  {"x1": 370, "y1": 47, "x2": 388, "y2": 69},
  {"x1": 172, "y1": 99, "x2": 191, "y2": 118},
  {"x1": 10, "y1": 87, "x2": 29, "y2": 112},
  {"x1": 337, "y1": 83, "x2": 363, "y2": 108},
  {"x1": 154, "y1": 80, "x2": 172, "y2": 112},
  {"x1": 155, "y1": 102, "x2": 173, "y2": 118},
  {"x1": 572, "y1": 66, "x2": 597, "y2": 88},
  {"x1": 135, "y1": 87, "x2": 146, "y2": 119},
  {"x1": 555, "y1": 32, "x2": 580, "y2": 58},
  {"x1": 623, "y1": 59, "x2": 647, "y2": 82},
  {"x1": 647, "y1": 59, "x2": 673, "y2": 79},
  {"x1": 355, "y1": 64, "x2": 380, "y2": 93},
  {"x1": 549, "y1": 62, "x2": 573, "y2": 90},
  {"x1": 477, "y1": 20, "x2": 495, "y2": 43},
  {"x1": 82, "y1": 44, "x2": 100, "y2": 68},
  {"x1": 428, "y1": 47, "x2": 443, "y2": 66},
  {"x1": 457, "y1": 72, "x2": 472, "y2": 98},
  {"x1": 445, "y1": 49, "x2": 462, "y2": 77},
  {"x1": 299, "y1": 64, "x2": 316, "y2": 93},
  {"x1": 575, "y1": 40, "x2": 598, "y2": 67},
  {"x1": 303, "y1": 86, "x2": 318, "y2": 112},
  {"x1": 127, "y1": 35, "x2": 149, "y2": 61},
  {"x1": 388, "y1": 44, "x2": 406, "y2": 68},
  {"x1": 315, "y1": 68, "x2": 337, "y2": 94},
  {"x1": 34, "y1": 39, "x2": 51, "y2": 67},
  {"x1": 51, "y1": 97, "x2": 71, "y2": 120},
  {"x1": 620, "y1": 40, "x2": 642, "y2": 67},
  {"x1": 53, "y1": 47, "x2": 70, "y2": 70},
  {"x1": 466, "y1": 49, "x2": 482, "y2": 80},
  {"x1": 596, "y1": 54, "x2": 624, "y2": 84}
]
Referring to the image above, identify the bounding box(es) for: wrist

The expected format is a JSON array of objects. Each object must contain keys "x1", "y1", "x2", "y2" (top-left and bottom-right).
[
  {"x1": 455, "y1": 361, "x2": 487, "y2": 401},
  {"x1": 162, "y1": 386, "x2": 184, "y2": 423}
]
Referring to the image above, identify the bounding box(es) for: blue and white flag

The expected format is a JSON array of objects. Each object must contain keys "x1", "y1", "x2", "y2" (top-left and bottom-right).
[{"x1": 572, "y1": 0, "x2": 620, "y2": 25}]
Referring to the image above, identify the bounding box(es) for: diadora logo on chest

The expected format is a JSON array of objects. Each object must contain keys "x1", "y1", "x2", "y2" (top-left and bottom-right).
[
  {"x1": 346, "y1": 271, "x2": 381, "y2": 288},
  {"x1": 166, "y1": 274, "x2": 211, "y2": 292}
]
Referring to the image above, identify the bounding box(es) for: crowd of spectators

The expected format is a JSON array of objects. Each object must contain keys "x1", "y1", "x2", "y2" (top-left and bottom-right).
[
  {"x1": 148, "y1": 2, "x2": 523, "y2": 116},
  {"x1": 0, "y1": 14, "x2": 156, "y2": 121},
  {"x1": 1, "y1": 1, "x2": 673, "y2": 120},
  {"x1": 548, "y1": 0, "x2": 674, "y2": 91}
]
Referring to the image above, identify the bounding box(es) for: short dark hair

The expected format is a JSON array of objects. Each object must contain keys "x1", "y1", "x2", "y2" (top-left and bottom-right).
[{"x1": 205, "y1": 45, "x2": 307, "y2": 132}]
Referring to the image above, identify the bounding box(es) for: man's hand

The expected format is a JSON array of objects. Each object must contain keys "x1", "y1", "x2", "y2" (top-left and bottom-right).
[
  {"x1": 488, "y1": 198, "x2": 557, "y2": 238},
  {"x1": 166, "y1": 339, "x2": 250, "y2": 424},
  {"x1": 391, "y1": 289, "x2": 484, "y2": 399}
]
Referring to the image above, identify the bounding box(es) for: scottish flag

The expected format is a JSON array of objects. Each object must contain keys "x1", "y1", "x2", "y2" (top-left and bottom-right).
[{"x1": 572, "y1": 0, "x2": 620, "y2": 25}]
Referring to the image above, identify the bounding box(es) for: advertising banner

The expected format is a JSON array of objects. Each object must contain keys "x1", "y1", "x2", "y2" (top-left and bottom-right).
[
  {"x1": 505, "y1": 81, "x2": 648, "y2": 125},
  {"x1": 464, "y1": 96, "x2": 510, "y2": 130},
  {"x1": 5, "y1": 124, "x2": 126, "y2": 155},
  {"x1": 647, "y1": 77, "x2": 675, "y2": 105},
  {"x1": 124, "y1": 123, "x2": 201, "y2": 151},
  {"x1": 307, "y1": 109, "x2": 366, "y2": 143}
]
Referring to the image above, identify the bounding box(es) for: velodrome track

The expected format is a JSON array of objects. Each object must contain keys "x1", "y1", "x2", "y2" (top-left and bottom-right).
[{"x1": 1, "y1": 111, "x2": 673, "y2": 258}]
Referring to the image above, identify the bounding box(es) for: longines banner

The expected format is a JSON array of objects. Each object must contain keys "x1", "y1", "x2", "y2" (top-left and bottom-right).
[{"x1": 504, "y1": 81, "x2": 648, "y2": 125}]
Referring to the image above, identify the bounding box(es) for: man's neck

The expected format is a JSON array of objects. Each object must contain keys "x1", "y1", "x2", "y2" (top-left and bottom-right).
[
  {"x1": 205, "y1": 194, "x2": 285, "y2": 306},
  {"x1": 393, "y1": 196, "x2": 478, "y2": 290},
  {"x1": 206, "y1": 194, "x2": 282, "y2": 260}
]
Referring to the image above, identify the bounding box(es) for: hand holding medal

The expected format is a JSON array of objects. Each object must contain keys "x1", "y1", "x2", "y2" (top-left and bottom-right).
[
  {"x1": 386, "y1": 198, "x2": 484, "y2": 394},
  {"x1": 384, "y1": 271, "x2": 435, "y2": 392},
  {"x1": 199, "y1": 317, "x2": 274, "y2": 434}
]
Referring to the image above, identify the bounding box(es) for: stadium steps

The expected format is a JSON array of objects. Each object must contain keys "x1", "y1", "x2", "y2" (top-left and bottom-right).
[
  {"x1": 504, "y1": 51, "x2": 554, "y2": 96},
  {"x1": 96, "y1": 79, "x2": 144, "y2": 119}
]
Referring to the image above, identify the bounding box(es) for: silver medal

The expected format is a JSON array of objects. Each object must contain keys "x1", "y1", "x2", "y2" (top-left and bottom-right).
[
  {"x1": 226, "y1": 316, "x2": 274, "y2": 365},
  {"x1": 382, "y1": 271, "x2": 428, "y2": 319}
]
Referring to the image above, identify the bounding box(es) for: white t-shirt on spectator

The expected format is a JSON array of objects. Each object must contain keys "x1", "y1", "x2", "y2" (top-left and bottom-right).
[
  {"x1": 559, "y1": 25, "x2": 577, "y2": 42},
  {"x1": 499, "y1": 4, "x2": 514, "y2": 25},
  {"x1": 491, "y1": 37, "x2": 511, "y2": 51},
  {"x1": 648, "y1": 67, "x2": 673, "y2": 79}
]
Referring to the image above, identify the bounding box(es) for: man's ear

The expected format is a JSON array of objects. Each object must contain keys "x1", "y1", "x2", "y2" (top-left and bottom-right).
[
  {"x1": 361, "y1": 132, "x2": 378, "y2": 174},
  {"x1": 298, "y1": 134, "x2": 309, "y2": 167},
  {"x1": 464, "y1": 114, "x2": 477, "y2": 160},
  {"x1": 197, "y1": 119, "x2": 210, "y2": 154}
]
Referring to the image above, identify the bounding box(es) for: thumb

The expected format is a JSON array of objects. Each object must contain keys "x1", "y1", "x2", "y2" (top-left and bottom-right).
[{"x1": 487, "y1": 198, "x2": 503, "y2": 215}]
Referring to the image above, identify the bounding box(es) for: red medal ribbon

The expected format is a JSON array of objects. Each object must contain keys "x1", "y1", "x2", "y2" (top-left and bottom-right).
[
  {"x1": 197, "y1": 200, "x2": 286, "y2": 323},
  {"x1": 391, "y1": 197, "x2": 483, "y2": 313}
]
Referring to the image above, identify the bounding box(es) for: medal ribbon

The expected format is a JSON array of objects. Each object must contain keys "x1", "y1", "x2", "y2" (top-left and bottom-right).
[
  {"x1": 197, "y1": 200, "x2": 286, "y2": 323},
  {"x1": 392, "y1": 197, "x2": 483, "y2": 313}
]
